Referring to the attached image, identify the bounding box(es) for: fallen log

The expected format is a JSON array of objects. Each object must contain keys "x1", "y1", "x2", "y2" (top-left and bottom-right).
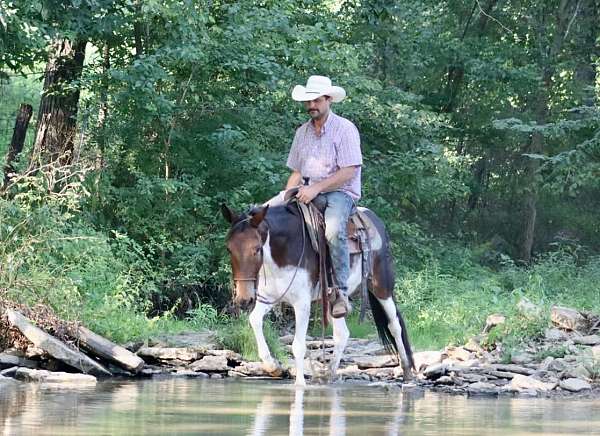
[
  {"x1": 5, "y1": 309, "x2": 111, "y2": 377},
  {"x1": 75, "y1": 326, "x2": 144, "y2": 373}
]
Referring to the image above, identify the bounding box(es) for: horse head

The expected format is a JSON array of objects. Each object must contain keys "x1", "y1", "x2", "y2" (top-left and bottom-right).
[{"x1": 221, "y1": 203, "x2": 269, "y2": 310}]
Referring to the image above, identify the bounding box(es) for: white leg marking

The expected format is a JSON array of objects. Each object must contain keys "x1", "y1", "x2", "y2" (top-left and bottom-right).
[
  {"x1": 292, "y1": 296, "x2": 311, "y2": 386},
  {"x1": 289, "y1": 388, "x2": 305, "y2": 436},
  {"x1": 329, "y1": 317, "x2": 350, "y2": 379},
  {"x1": 249, "y1": 301, "x2": 276, "y2": 368},
  {"x1": 377, "y1": 297, "x2": 411, "y2": 375}
]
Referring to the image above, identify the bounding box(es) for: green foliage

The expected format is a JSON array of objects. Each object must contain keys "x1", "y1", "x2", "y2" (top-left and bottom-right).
[{"x1": 217, "y1": 315, "x2": 286, "y2": 362}]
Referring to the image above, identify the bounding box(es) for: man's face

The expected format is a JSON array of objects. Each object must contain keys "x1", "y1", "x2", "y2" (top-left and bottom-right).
[{"x1": 304, "y1": 95, "x2": 331, "y2": 120}]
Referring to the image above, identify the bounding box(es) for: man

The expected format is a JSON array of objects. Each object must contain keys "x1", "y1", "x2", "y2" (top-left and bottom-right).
[{"x1": 285, "y1": 75, "x2": 362, "y2": 318}]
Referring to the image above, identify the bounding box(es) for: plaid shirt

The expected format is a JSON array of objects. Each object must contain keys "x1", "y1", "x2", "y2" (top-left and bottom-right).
[{"x1": 286, "y1": 112, "x2": 362, "y2": 199}]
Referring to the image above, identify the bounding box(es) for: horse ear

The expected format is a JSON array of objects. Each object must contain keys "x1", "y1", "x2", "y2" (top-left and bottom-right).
[
  {"x1": 221, "y1": 203, "x2": 239, "y2": 224},
  {"x1": 250, "y1": 205, "x2": 269, "y2": 227}
]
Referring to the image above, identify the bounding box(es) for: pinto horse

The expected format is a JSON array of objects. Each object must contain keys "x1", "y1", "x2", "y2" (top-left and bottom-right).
[{"x1": 222, "y1": 201, "x2": 414, "y2": 385}]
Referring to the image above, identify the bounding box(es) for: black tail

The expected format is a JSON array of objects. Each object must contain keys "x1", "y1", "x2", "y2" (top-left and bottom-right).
[{"x1": 368, "y1": 292, "x2": 415, "y2": 370}]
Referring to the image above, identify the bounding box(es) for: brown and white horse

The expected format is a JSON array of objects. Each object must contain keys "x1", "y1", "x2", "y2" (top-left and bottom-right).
[{"x1": 222, "y1": 202, "x2": 414, "y2": 385}]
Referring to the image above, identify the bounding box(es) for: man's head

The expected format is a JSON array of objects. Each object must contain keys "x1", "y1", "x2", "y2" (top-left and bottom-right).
[{"x1": 292, "y1": 76, "x2": 346, "y2": 114}]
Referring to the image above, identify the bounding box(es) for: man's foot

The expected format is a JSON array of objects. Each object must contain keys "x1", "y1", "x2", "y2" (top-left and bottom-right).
[{"x1": 331, "y1": 293, "x2": 351, "y2": 318}]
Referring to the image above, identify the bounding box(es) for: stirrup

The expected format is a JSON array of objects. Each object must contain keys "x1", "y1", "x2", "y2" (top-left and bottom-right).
[{"x1": 331, "y1": 293, "x2": 350, "y2": 318}]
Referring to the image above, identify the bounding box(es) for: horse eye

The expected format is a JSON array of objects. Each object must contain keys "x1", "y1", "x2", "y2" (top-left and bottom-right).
[{"x1": 254, "y1": 247, "x2": 262, "y2": 255}]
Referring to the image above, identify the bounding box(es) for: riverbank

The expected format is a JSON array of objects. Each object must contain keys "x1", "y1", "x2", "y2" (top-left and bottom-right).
[{"x1": 1, "y1": 299, "x2": 599, "y2": 398}]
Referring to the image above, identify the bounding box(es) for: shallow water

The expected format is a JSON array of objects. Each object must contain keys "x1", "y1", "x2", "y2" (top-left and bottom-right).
[{"x1": 0, "y1": 378, "x2": 599, "y2": 435}]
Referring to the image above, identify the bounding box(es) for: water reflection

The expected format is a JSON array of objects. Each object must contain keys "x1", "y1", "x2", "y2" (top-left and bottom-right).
[{"x1": 0, "y1": 379, "x2": 599, "y2": 435}]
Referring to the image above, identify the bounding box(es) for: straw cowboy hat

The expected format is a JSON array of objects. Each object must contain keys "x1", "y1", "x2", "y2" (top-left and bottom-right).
[{"x1": 291, "y1": 75, "x2": 346, "y2": 103}]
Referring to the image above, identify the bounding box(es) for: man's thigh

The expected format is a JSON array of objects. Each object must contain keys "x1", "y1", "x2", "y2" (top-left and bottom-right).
[{"x1": 323, "y1": 192, "x2": 354, "y2": 233}]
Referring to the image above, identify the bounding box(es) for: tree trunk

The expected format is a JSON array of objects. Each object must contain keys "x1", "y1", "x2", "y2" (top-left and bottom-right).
[
  {"x1": 29, "y1": 38, "x2": 86, "y2": 171},
  {"x1": 3, "y1": 103, "x2": 33, "y2": 187}
]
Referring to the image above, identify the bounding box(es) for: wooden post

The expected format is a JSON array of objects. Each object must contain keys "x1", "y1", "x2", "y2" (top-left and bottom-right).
[{"x1": 3, "y1": 103, "x2": 33, "y2": 187}]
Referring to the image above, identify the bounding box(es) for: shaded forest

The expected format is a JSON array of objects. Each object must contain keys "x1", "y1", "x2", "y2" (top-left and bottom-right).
[{"x1": 1, "y1": 0, "x2": 599, "y2": 348}]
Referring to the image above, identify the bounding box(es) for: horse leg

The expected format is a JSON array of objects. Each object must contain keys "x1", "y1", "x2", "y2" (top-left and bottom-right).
[
  {"x1": 291, "y1": 296, "x2": 311, "y2": 386},
  {"x1": 248, "y1": 301, "x2": 281, "y2": 375},
  {"x1": 329, "y1": 316, "x2": 350, "y2": 381},
  {"x1": 376, "y1": 297, "x2": 413, "y2": 380}
]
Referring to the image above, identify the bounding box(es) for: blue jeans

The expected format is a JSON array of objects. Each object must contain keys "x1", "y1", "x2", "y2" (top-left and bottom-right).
[{"x1": 312, "y1": 191, "x2": 355, "y2": 295}]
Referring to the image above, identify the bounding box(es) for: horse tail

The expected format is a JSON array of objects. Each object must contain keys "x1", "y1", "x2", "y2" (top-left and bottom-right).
[{"x1": 368, "y1": 292, "x2": 415, "y2": 370}]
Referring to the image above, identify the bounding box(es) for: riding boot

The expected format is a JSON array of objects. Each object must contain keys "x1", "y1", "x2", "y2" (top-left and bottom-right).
[{"x1": 331, "y1": 288, "x2": 351, "y2": 318}]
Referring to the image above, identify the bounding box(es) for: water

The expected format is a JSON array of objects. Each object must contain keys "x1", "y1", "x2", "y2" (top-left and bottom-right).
[{"x1": 1, "y1": 378, "x2": 599, "y2": 435}]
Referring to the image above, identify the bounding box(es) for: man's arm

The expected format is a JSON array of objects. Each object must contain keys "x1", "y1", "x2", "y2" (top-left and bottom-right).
[
  {"x1": 286, "y1": 170, "x2": 303, "y2": 190},
  {"x1": 296, "y1": 166, "x2": 359, "y2": 204}
]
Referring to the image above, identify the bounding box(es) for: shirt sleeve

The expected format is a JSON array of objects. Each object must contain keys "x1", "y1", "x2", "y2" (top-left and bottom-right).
[
  {"x1": 336, "y1": 122, "x2": 362, "y2": 168},
  {"x1": 286, "y1": 128, "x2": 303, "y2": 171}
]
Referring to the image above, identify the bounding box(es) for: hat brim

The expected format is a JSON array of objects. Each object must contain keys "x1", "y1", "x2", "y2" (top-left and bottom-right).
[{"x1": 291, "y1": 85, "x2": 346, "y2": 103}]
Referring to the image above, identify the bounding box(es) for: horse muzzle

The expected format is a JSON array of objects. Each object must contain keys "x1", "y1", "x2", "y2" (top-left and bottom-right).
[{"x1": 233, "y1": 280, "x2": 257, "y2": 311}]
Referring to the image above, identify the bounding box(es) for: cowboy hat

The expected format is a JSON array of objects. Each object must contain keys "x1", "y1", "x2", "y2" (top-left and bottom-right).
[{"x1": 291, "y1": 75, "x2": 346, "y2": 103}]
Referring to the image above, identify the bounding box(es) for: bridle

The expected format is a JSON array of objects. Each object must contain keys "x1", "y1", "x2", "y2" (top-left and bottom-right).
[{"x1": 229, "y1": 209, "x2": 306, "y2": 307}]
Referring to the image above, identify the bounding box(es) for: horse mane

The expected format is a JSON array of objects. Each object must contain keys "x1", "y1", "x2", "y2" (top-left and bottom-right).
[{"x1": 227, "y1": 203, "x2": 301, "y2": 238}]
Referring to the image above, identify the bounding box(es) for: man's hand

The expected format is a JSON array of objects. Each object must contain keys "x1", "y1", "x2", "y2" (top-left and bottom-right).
[{"x1": 296, "y1": 184, "x2": 320, "y2": 204}]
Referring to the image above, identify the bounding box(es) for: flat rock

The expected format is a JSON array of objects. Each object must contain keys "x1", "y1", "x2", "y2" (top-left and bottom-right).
[
  {"x1": 15, "y1": 368, "x2": 96, "y2": 386},
  {"x1": 573, "y1": 335, "x2": 600, "y2": 346},
  {"x1": 559, "y1": 378, "x2": 591, "y2": 392},
  {"x1": 171, "y1": 370, "x2": 209, "y2": 378},
  {"x1": 0, "y1": 352, "x2": 38, "y2": 370},
  {"x1": 467, "y1": 382, "x2": 498, "y2": 396},
  {"x1": 551, "y1": 306, "x2": 587, "y2": 331},
  {"x1": 206, "y1": 349, "x2": 242, "y2": 362},
  {"x1": 444, "y1": 346, "x2": 471, "y2": 362},
  {"x1": 545, "y1": 328, "x2": 568, "y2": 341},
  {"x1": 412, "y1": 351, "x2": 443, "y2": 371},
  {"x1": 232, "y1": 361, "x2": 284, "y2": 378},
  {"x1": 510, "y1": 374, "x2": 556, "y2": 392},
  {"x1": 423, "y1": 363, "x2": 448, "y2": 379},
  {"x1": 490, "y1": 364, "x2": 535, "y2": 376},
  {"x1": 305, "y1": 339, "x2": 336, "y2": 349},
  {"x1": 189, "y1": 355, "x2": 230, "y2": 372},
  {"x1": 137, "y1": 346, "x2": 202, "y2": 362},
  {"x1": 510, "y1": 352, "x2": 534, "y2": 365},
  {"x1": 562, "y1": 364, "x2": 591, "y2": 380},
  {"x1": 353, "y1": 355, "x2": 396, "y2": 369}
]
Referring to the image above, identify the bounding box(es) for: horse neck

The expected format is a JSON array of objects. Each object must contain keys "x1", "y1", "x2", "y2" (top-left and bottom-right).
[{"x1": 262, "y1": 207, "x2": 310, "y2": 268}]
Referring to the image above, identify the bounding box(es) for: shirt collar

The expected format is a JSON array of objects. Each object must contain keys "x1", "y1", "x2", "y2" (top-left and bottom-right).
[{"x1": 310, "y1": 111, "x2": 335, "y2": 134}]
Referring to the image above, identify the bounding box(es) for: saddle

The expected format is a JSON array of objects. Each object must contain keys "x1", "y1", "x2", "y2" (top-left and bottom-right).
[{"x1": 284, "y1": 189, "x2": 376, "y2": 324}]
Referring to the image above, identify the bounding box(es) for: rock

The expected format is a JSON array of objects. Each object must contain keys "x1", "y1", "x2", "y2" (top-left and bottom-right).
[
  {"x1": 517, "y1": 298, "x2": 541, "y2": 318},
  {"x1": 545, "y1": 328, "x2": 568, "y2": 341},
  {"x1": 573, "y1": 335, "x2": 600, "y2": 346},
  {"x1": 463, "y1": 337, "x2": 484, "y2": 353},
  {"x1": 460, "y1": 373, "x2": 487, "y2": 383},
  {"x1": 364, "y1": 367, "x2": 395, "y2": 380},
  {"x1": 592, "y1": 345, "x2": 600, "y2": 361},
  {"x1": 137, "y1": 347, "x2": 202, "y2": 362},
  {"x1": 510, "y1": 352, "x2": 533, "y2": 365},
  {"x1": 412, "y1": 351, "x2": 443, "y2": 371},
  {"x1": 467, "y1": 382, "x2": 498, "y2": 396},
  {"x1": 0, "y1": 366, "x2": 18, "y2": 377},
  {"x1": 189, "y1": 355, "x2": 230, "y2": 372},
  {"x1": 483, "y1": 314, "x2": 506, "y2": 333},
  {"x1": 423, "y1": 363, "x2": 448, "y2": 380},
  {"x1": 0, "y1": 352, "x2": 39, "y2": 370},
  {"x1": 232, "y1": 361, "x2": 284, "y2": 378},
  {"x1": 445, "y1": 346, "x2": 471, "y2": 362},
  {"x1": 491, "y1": 364, "x2": 535, "y2": 376},
  {"x1": 539, "y1": 356, "x2": 555, "y2": 371},
  {"x1": 171, "y1": 370, "x2": 209, "y2": 378},
  {"x1": 434, "y1": 375, "x2": 453, "y2": 385},
  {"x1": 279, "y1": 335, "x2": 294, "y2": 345},
  {"x1": 5, "y1": 309, "x2": 111, "y2": 377},
  {"x1": 337, "y1": 364, "x2": 365, "y2": 380},
  {"x1": 206, "y1": 349, "x2": 242, "y2": 362},
  {"x1": 305, "y1": 339, "x2": 336, "y2": 349},
  {"x1": 353, "y1": 355, "x2": 396, "y2": 369},
  {"x1": 210, "y1": 373, "x2": 223, "y2": 379},
  {"x1": 551, "y1": 306, "x2": 587, "y2": 331},
  {"x1": 559, "y1": 378, "x2": 591, "y2": 392},
  {"x1": 14, "y1": 368, "x2": 97, "y2": 386},
  {"x1": 510, "y1": 374, "x2": 556, "y2": 392},
  {"x1": 562, "y1": 364, "x2": 591, "y2": 380},
  {"x1": 24, "y1": 346, "x2": 46, "y2": 359}
]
